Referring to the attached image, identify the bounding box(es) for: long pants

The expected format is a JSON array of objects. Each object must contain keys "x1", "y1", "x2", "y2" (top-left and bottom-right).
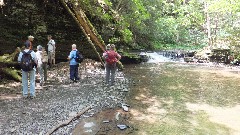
[
  {"x1": 22, "y1": 69, "x2": 36, "y2": 96},
  {"x1": 70, "y1": 65, "x2": 79, "y2": 81},
  {"x1": 105, "y1": 63, "x2": 116, "y2": 85},
  {"x1": 48, "y1": 51, "x2": 54, "y2": 66},
  {"x1": 37, "y1": 64, "x2": 44, "y2": 84}
]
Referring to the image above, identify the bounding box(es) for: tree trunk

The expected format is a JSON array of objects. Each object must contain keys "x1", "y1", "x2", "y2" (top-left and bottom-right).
[
  {"x1": 59, "y1": 0, "x2": 106, "y2": 66},
  {"x1": 205, "y1": 2, "x2": 211, "y2": 46},
  {"x1": 214, "y1": 14, "x2": 219, "y2": 45},
  {"x1": 72, "y1": 6, "x2": 106, "y2": 52},
  {"x1": 59, "y1": 0, "x2": 124, "y2": 69}
]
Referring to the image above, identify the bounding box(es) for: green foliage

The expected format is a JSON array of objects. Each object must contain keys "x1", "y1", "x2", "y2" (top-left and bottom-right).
[
  {"x1": 2, "y1": 0, "x2": 240, "y2": 56},
  {"x1": 109, "y1": 37, "x2": 120, "y2": 43},
  {"x1": 119, "y1": 28, "x2": 133, "y2": 43}
]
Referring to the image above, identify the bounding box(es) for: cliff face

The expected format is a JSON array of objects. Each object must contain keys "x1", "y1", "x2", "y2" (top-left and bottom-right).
[{"x1": 0, "y1": 0, "x2": 101, "y2": 62}]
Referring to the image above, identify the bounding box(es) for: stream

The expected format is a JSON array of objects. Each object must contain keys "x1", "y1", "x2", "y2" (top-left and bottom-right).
[{"x1": 123, "y1": 52, "x2": 240, "y2": 135}]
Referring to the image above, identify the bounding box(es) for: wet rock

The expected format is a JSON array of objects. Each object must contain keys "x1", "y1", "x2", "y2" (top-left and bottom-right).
[
  {"x1": 122, "y1": 105, "x2": 129, "y2": 112},
  {"x1": 115, "y1": 112, "x2": 120, "y2": 121},
  {"x1": 121, "y1": 103, "x2": 130, "y2": 112},
  {"x1": 117, "y1": 124, "x2": 128, "y2": 130},
  {"x1": 103, "y1": 120, "x2": 110, "y2": 123}
]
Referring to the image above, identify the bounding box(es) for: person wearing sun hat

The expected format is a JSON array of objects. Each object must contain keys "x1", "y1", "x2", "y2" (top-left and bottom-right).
[{"x1": 27, "y1": 35, "x2": 34, "y2": 50}]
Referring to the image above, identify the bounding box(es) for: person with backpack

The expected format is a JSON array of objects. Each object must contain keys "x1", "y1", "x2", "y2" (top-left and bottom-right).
[
  {"x1": 47, "y1": 35, "x2": 56, "y2": 67},
  {"x1": 102, "y1": 44, "x2": 121, "y2": 86},
  {"x1": 18, "y1": 41, "x2": 37, "y2": 99},
  {"x1": 67, "y1": 44, "x2": 82, "y2": 82},
  {"x1": 36, "y1": 45, "x2": 44, "y2": 86}
]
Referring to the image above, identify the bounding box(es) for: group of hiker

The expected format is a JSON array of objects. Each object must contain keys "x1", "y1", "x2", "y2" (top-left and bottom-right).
[
  {"x1": 18, "y1": 35, "x2": 55, "y2": 98},
  {"x1": 18, "y1": 35, "x2": 121, "y2": 99}
]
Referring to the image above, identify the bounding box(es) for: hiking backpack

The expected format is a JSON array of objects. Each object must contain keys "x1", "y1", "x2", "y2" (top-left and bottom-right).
[
  {"x1": 75, "y1": 50, "x2": 84, "y2": 63},
  {"x1": 105, "y1": 50, "x2": 117, "y2": 65},
  {"x1": 20, "y1": 50, "x2": 35, "y2": 71}
]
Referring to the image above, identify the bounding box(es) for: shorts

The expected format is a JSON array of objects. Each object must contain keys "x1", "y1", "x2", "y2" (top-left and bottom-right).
[{"x1": 48, "y1": 51, "x2": 53, "y2": 61}]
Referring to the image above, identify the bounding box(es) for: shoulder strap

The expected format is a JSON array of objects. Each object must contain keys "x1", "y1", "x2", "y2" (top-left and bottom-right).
[
  {"x1": 22, "y1": 51, "x2": 26, "y2": 54},
  {"x1": 27, "y1": 50, "x2": 32, "y2": 54},
  {"x1": 73, "y1": 50, "x2": 78, "y2": 58},
  {"x1": 48, "y1": 40, "x2": 53, "y2": 45}
]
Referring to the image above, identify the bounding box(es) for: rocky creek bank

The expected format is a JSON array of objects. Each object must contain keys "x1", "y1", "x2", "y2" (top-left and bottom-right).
[{"x1": 0, "y1": 59, "x2": 132, "y2": 135}]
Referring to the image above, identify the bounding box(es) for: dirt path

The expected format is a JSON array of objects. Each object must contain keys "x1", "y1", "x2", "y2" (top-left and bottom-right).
[{"x1": 124, "y1": 63, "x2": 240, "y2": 135}]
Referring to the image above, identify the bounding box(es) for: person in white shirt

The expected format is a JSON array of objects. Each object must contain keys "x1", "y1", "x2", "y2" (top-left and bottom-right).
[
  {"x1": 47, "y1": 35, "x2": 56, "y2": 67},
  {"x1": 36, "y1": 45, "x2": 44, "y2": 86}
]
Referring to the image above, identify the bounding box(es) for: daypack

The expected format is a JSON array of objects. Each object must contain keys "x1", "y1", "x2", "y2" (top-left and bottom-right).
[
  {"x1": 20, "y1": 50, "x2": 35, "y2": 71},
  {"x1": 75, "y1": 50, "x2": 84, "y2": 63},
  {"x1": 105, "y1": 50, "x2": 117, "y2": 65}
]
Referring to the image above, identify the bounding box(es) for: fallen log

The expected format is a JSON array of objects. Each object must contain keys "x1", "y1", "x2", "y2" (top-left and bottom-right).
[
  {"x1": 0, "y1": 47, "x2": 22, "y2": 81},
  {"x1": 45, "y1": 106, "x2": 91, "y2": 135},
  {"x1": 0, "y1": 68, "x2": 21, "y2": 81}
]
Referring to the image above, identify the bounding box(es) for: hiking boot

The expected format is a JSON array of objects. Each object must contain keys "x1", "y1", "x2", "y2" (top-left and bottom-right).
[
  {"x1": 22, "y1": 95, "x2": 28, "y2": 99},
  {"x1": 70, "y1": 79, "x2": 75, "y2": 83},
  {"x1": 75, "y1": 78, "x2": 80, "y2": 81},
  {"x1": 30, "y1": 95, "x2": 36, "y2": 99}
]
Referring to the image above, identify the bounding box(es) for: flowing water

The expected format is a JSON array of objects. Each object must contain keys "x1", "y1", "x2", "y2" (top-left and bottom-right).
[{"x1": 123, "y1": 52, "x2": 240, "y2": 135}]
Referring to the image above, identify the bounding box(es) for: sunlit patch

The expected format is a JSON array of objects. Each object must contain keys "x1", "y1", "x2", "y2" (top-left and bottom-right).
[
  {"x1": 191, "y1": 68, "x2": 240, "y2": 79},
  {"x1": 131, "y1": 109, "x2": 162, "y2": 124},
  {"x1": 0, "y1": 83, "x2": 21, "y2": 89},
  {"x1": 0, "y1": 94, "x2": 21, "y2": 100},
  {"x1": 132, "y1": 91, "x2": 167, "y2": 124},
  {"x1": 135, "y1": 95, "x2": 146, "y2": 101},
  {"x1": 186, "y1": 103, "x2": 240, "y2": 134}
]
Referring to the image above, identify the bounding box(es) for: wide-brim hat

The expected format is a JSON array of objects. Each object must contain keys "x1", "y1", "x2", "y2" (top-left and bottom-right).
[
  {"x1": 28, "y1": 35, "x2": 34, "y2": 39},
  {"x1": 110, "y1": 44, "x2": 115, "y2": 48}
]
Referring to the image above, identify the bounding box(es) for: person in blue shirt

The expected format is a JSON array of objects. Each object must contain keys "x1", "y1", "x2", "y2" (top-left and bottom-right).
[
  {"x1": 18, "y1": 41, "x2": 37, "y2": 99},
  {"x1": 67, "y1": 44, "x2": 80, "y2": 82}
]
